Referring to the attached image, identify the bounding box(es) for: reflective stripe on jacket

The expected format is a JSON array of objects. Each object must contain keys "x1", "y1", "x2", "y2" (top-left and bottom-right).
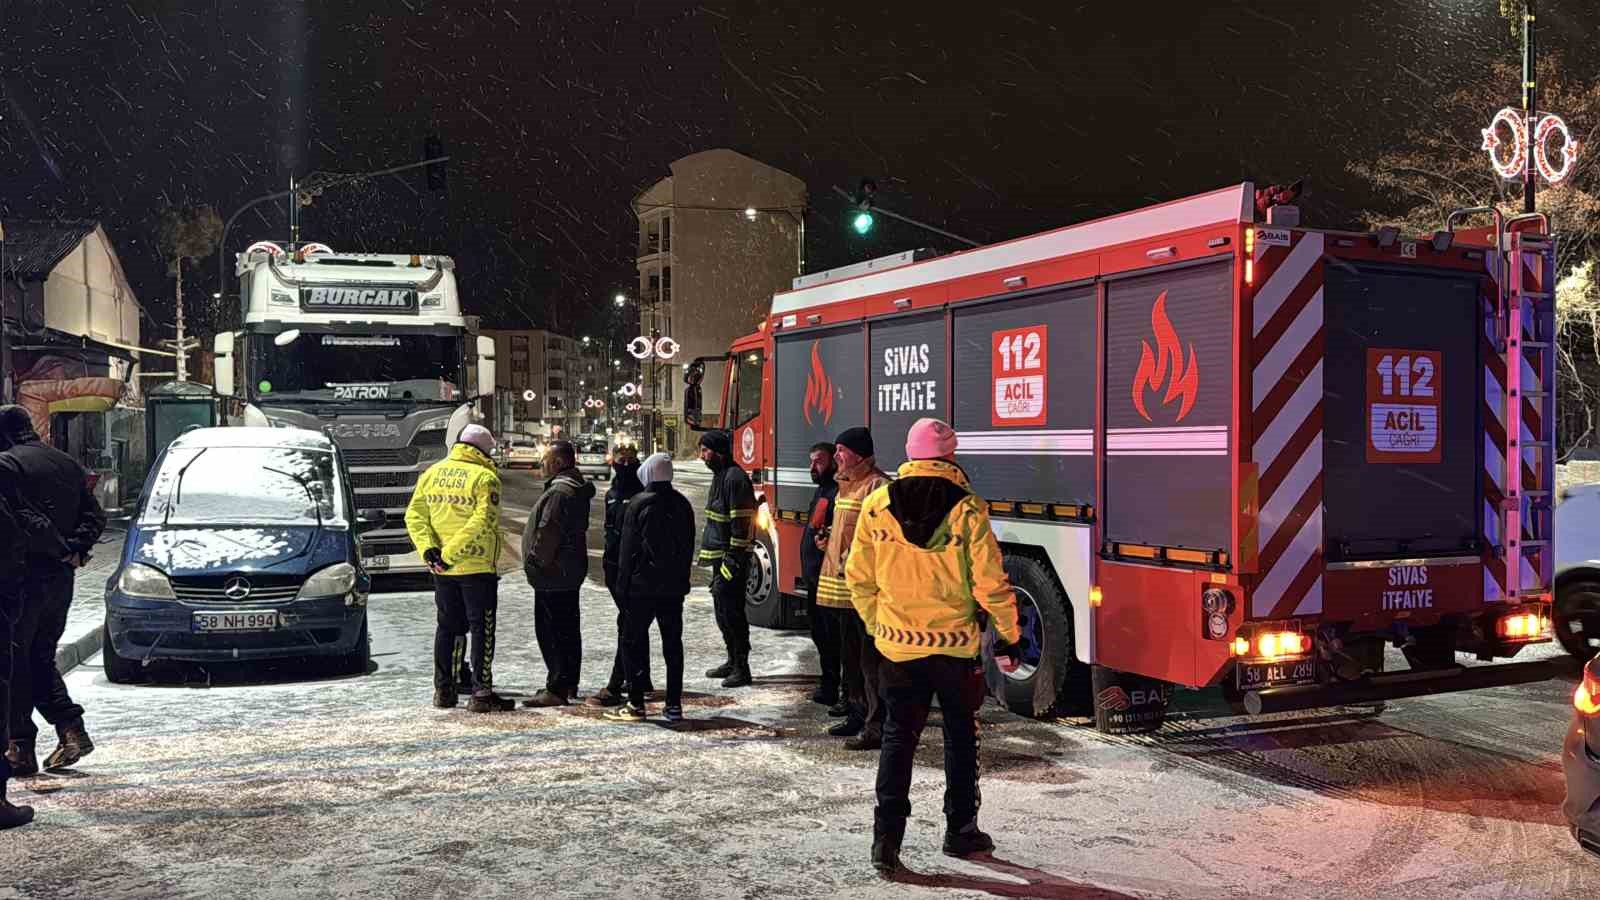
[
  {"x1": 815, "y1": 456, "x2": 888, "y2": 609},
  {"x1": 844, "y1": 459, "x2": 1020, "y2": 662},
  {"x1": 404, "y1": 443, "x2": 502, "y2": 576},
  {"x1": 699, "y1": 462, "x2": 756, "y2": 577}
]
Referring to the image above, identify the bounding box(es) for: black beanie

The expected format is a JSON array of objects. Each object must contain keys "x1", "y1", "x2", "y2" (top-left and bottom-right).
[
  {"x1": 699, "y1": 429, "x2": 732, "y2": 457},
  {"x1": 834, "y1": 426, "x2": 873, "y2": 458}
]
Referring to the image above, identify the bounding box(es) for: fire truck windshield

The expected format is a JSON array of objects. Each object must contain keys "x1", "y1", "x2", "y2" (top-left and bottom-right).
[{"x1": 248, "y1": 332, "x2": 464, "y2": 405}]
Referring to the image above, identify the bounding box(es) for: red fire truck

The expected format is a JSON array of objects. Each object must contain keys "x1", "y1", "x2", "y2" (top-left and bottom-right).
[{"x1": 685, "y1": 183, "x2": 1558, "y2": 733}]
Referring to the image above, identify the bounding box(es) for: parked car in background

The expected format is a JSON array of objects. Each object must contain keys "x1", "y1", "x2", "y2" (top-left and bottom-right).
[
  {"x1": 102, "y1": 427, "x2": 383, "y2": 682},
  {"x1": 1556, "y1": 484, "x2": 1600, "y2": 660},
  {"x1": 576, "y1": 438, "x2": 610, "y2": 480},
  {"x1": 500, "y1": 432, "x2": 544, "y2": 470}
]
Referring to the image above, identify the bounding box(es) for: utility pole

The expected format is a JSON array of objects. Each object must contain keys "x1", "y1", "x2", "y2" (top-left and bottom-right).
[
  {"x1": 159, "y1": 258, "x2": 201, "y2": 382},
  {"x1": 0, "y1": 218, "x2": 10, "y2": 403},
  {"x1": 1523, "y1": 0, "x2": 1538, "y2": 213}
]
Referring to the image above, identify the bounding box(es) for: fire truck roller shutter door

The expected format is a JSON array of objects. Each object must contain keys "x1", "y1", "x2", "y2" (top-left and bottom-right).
[
  {"x1": 1323, "y1": 265, "x2": 1481, "y2": 563},
  {"x1": 950, "y1": 284, "x2": 1097, "y2": 507},
  {"x1": 773, "y1": 324, "x2": 866, "y2": 513},
  {"x1": 867, "y1": 312, "x2": 948, "y2": 472},
  {"x1": 1104, "y1": 260, "x2": 1233, "y2": 552}
]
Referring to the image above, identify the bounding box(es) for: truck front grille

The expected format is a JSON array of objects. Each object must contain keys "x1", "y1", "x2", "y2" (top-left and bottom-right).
[
  {"x1": 344, "y1": 448, "x2": 419, "y2": 467},
  {"x1": 352, "y1": 489, "x2": 415, "y2": 510},
  {"x1": 349, "y1": 470, "x2": 420, "y2": 489}
]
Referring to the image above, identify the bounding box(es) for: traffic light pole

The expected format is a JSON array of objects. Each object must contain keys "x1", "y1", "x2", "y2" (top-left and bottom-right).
[{"x1": 830, "y1": 186, "x2": 980, "y2": 247}]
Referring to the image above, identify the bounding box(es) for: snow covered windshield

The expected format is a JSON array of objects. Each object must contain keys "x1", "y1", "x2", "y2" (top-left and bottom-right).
[
  {"x1": 142, "y1": 446, "x2": 346, "y2": 527},
  {"x1": 249, "y1": 332, "x2": 463, "y2": 404}
]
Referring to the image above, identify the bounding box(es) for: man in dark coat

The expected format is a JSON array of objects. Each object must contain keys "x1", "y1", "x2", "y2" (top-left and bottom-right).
[
  {"x1": 521, "y1": 440, "x2": 596, "y2": 706},
  {"x1": 0, "y1": 489, "x2": 35, "y2": 828},
  {"x1": 0, "y1": 406, "x2": 105, "y2": 776},
  {"x1": 588, "y1": 444, "x2": 647, "y2": 708},
  {"x1": 801, "y1": 442, "x2": 840, "y2": 706},
  {"x1": 605, "y1": 452, "x2": 696, "y2": 723}
]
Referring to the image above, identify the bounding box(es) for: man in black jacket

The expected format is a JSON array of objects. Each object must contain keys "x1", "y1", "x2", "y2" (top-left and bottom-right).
[
  {"x1": 0, "y1": 490, "x2": 35, "y2": 828},
  {"x1": 521, "y1": 440, "x2": 596, "y2": 707},
  {"x1": 587, "y1": 444, "x2": 647, "y2": 708},
  {"x1": 801, "y1": 442, "x2": 840, "y2": 706},
  {"x1": 606, "y1": 452, "x2": 696, "y2": 723},
  {"x1": 0, "y1": 406, "x2": 105, "y2": 776},
  {"x1": 698, "y1": 429, "x2": 758, "y2": 687}
]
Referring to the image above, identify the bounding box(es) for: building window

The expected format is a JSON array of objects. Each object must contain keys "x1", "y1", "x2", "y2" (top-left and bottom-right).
[
  {"x1": 662, "y1": 266, "x2": 672, "y2": 303},
  {"x1": 661, "y1": 216, "x2": 671, "y2": 252}
]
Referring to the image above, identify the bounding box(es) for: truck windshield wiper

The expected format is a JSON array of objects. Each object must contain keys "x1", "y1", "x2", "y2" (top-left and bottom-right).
[{"x1": 162, "y1": 448, "x2": 208, "y2": 527}]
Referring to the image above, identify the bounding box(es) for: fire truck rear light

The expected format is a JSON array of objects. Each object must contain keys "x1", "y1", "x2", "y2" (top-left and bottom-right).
[
  {"x1": 1255, "y1": 631, "x2": 1308, "y2": 659},
  {"x1": 1244, "y1": 257, "x2": 1254, "y2": 285},
  {"x1": 1232, "y1": 636, "x2": 1250, "y2": 656},
  {"x1": 1497, "y1": 610, "x2": 1551, "y2": 641},
  {"x1": 1089, "y1": 585, "x2": 1103, "y2": 608}
]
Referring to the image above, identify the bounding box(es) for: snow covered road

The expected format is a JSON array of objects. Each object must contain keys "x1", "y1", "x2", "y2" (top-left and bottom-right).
[{"x1": 4, "y1": 577, "x2": 1599, "y2": 899}]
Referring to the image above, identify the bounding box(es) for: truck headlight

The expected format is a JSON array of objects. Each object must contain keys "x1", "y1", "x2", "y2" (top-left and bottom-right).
[
  {"x1": 118, "y1": 563, "x2": 176, "y2": 600},
  {"x1": 298, "y1": 562, "x2": 357, "y2": 599},
  {"x1": 418, "y1": 416, "x2": 451, "y2": 432}
]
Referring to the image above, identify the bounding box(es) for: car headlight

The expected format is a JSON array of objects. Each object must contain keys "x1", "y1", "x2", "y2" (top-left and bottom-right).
[
  {"x1": 118, "y1": 563, "x2": 176, "y2": 600},
  {"x1": 299, "y1": 562, "x2": 357, "y2": 599}
]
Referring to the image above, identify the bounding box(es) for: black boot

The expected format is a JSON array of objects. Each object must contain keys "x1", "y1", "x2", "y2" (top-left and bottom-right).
[
  {"x1": 828, "y1": 699, "x2": 852, "y2": 717},
  {"x1": 810, "y1": 683, "x2": 839, "y2": 706},
  {"x1": 942, "y1": 820, "x2": 996, "y2": 858},
  {"x1": 5, "y1": 741, "x2": 37, "y2": 778},
  {"x1": 0, "y1": 788, "x2": 33, "y2": 830},
  {"x1": 828, "y1": 716, "x2": 864, "y2": 738},
  {"x1": 872, "y1": 815, "x2": 905, "y2": 874},
  {"x1": 704, "y1": 656, "x2": 734, "y2": 679},
  {"x1": 43, "y1": 719, "x2": 95, "y2": 771},
  {"x1": 721, "y1": 651, "x2": 752, "y2": 688},
  {"x1": 467, "y1": 692, "x2": 516, "y2": 713},
  {"x1": 433, "y1": 688, "x2": 458, "y2": 709}
]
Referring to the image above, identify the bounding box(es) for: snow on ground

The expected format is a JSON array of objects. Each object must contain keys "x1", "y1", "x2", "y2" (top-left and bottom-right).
[{"x1": 4, "y1": 576, "x2": 1600, "y2": 898}]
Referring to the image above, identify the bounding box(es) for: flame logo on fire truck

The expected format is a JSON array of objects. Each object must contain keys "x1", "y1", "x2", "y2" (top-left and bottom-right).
[
  {"x1": 803, "y1": 341, "x2": 834, "y2": 427},
  {"x1": 1132, "y1": 292, "x2": 1199, "y2": 422}
]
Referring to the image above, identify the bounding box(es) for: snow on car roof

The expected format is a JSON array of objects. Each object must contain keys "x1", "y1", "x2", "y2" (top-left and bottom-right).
[{"x1": 169, "y1": 426, "x2": 336, "y2": 452}]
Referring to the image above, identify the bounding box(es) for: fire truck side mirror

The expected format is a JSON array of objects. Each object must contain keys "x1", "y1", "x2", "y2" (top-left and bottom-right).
[
  {"x1": 684, "y1": 383, "x2": 704, "y2": 431},
  {"x1": 212, "y1": 332, "x2": 236, "y2": 397}
]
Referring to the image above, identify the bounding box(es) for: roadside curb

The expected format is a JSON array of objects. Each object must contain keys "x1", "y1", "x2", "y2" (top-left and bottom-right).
[{"x1": 57, "y1": 624, "x2": 103, "y2": 676}]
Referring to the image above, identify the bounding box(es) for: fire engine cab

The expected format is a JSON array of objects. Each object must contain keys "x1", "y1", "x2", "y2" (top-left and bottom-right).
[{"x1": 686, "y1": 183, "x2": 1558, "y2": 733}]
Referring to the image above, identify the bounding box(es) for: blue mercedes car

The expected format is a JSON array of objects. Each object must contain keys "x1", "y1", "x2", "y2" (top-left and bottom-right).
[{"x1": 103, "y1": 427, "x2": 383, "y2": 682}]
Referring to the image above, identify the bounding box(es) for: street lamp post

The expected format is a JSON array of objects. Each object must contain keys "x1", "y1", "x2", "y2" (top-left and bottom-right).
[{"x1": 1522, "y1": 0, "x2": 1538, "y2": 213}]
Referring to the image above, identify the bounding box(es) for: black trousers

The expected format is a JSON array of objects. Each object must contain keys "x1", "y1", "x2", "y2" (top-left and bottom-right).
[
  {"x1": 841, "y1": 607, "x2": 884, "y2": 734},
  {"x1": 875, "y1": 654, "x2": 986, "y2": 830},
  {"x1": 10, "y1": 564, "x2": 84, "y2": 747},
  {"x1": 806, "y1": 583, "x2": 844, "y2": 694},
  {"x1": 534, "y1": 589, "x2": 583, "y2": 697},
  {"x1": 432, "y1": 573, "x2": 500, "y2": 695},
  {"x1": 624, "y1": 593, "x2": 685, "y2": 709},
  {"x1": 710, "y1": 554, "x2": 750, "y2": 657},
  {"x1": 601, "y1": 569, "x2": 652, "y2": 693}
]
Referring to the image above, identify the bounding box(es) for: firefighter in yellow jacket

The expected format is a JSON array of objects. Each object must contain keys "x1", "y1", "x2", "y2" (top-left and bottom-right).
[
  {"x1": 404, "y1": 424, "x2": 513, "y2": 714},
  {"x1": 815, "y1": 427, "x2": 890, "y2": 749},
  {"x1": 845, "y1": 417, "x2": 1022, "y2": 874}
]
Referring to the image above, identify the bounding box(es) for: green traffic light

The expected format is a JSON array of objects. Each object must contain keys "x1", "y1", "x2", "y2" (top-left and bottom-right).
[{"x1": 852, "y1": 210, "x2": 874, "y2": 234}]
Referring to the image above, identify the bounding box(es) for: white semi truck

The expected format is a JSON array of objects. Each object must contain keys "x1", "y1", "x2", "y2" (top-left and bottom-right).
[{"x1": 213, "y1": 241, "x2": 495, "y2": 575}]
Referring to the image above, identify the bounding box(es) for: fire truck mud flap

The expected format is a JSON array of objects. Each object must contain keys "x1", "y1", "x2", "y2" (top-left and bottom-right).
[{"x1": 1242, "y1": 658, "x2": 1561, "y2": 715}]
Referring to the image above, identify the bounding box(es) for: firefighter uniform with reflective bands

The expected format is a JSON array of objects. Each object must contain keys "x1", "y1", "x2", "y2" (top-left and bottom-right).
[
  {"x1": 845, "y1": 456, "x2": 1020, "y2": 855},
  {"x1": 405, "y1": 441, "x2": 504, "y2": 699},
  {"x1": 819, "y1": 454, "x2": 890, "y2": 738},
  {"x1": 700, "y1": 452, "x2": 758, "y2": 669}
]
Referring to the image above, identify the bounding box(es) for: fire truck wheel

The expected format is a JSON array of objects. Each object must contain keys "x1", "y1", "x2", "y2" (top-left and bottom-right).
[
  {"x1": 1401, "y1": 624, "x2": 1456, "y2": 671},
  {"x1": 743, "y1": 531, "x2": 783, "y2": 628},
  {"x1": 1555, "y1": 579, "x2": 1600, "y2": 660},
  {"x1": 988, "y1": 554, "x2": 1078, "y2": 718}
]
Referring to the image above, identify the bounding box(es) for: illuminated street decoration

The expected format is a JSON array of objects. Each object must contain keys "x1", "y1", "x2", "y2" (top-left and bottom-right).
[{"x1": 1483, "y1": 107, "x2": 1580, "y2": 185}]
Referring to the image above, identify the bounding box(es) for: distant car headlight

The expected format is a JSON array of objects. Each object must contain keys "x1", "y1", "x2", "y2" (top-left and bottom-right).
[
  {"x1": 299, "y1": 562, "x2": 357, "y2": 599},
  {"x1": 118, "y1": 563, "x2": 176, "y2": 600}
]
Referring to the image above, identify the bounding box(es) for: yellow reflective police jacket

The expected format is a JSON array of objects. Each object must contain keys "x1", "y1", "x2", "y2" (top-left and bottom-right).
[{"x1": 404, "y1": 443, "x2": 502, "y2": 576}]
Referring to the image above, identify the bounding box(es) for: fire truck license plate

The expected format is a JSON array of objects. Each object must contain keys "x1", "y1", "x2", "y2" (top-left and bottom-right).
[
  {"x1": 1236, "y1": 659, "x2": 1315, "y2": 691},
  {"x1": 193, "y1": 610, "x2": 279, "y2": 632}
]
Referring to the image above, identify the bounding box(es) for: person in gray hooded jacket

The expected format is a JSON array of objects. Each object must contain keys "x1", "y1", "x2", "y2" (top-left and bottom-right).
[{"x1": 521, "y1": 440, "x2": 596, "y2": 706}]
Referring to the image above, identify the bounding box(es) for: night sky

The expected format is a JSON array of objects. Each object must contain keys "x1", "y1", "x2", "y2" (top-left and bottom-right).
[{"x1": 3, "y1": 0, "x2": 1597, "y2": 342}]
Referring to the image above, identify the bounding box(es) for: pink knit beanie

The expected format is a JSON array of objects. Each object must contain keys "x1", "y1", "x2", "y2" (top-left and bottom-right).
[{"x1": 905, "y1": 417, "x2": 957, "y2": 461}]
